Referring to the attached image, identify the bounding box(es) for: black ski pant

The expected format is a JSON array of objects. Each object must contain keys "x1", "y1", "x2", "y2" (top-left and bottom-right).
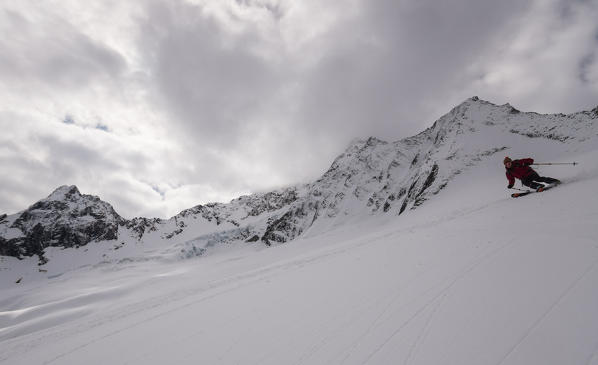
[{"x1": 521, "y1": 172, "x2": 559, "y2": 189}]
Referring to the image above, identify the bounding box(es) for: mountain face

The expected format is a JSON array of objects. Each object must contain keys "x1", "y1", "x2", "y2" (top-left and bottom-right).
[
  {"x1": 1, "y1": 97, "x2": 597, "y2": 262},
  {"x1": 0, "y1": 186, "x2": 124, "y2": 261}
]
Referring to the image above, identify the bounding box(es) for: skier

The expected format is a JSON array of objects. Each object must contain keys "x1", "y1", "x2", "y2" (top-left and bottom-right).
[{"x1": 504, "y1": 157, "x2": 560, "y2": 192}]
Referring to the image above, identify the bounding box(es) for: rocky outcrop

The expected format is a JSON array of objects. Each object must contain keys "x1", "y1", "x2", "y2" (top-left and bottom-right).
[
  {"x1": 125, "y1": 217, "x2": 163, "y2": 239},
  {"x1": 0, "y1": 186, "x2": 124, "y2": 260}
]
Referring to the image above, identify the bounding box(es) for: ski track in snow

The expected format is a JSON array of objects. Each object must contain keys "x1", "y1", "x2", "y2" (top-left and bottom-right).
[
  {"x1": 358, "y1": 238, "x2": 519, "y2": 365},
  {"x1": 403, "y1": 291, "x2": 445, "y2": 365},
  {"x1": 496, "y1": 258, "x2": 598, "y2": 365},
  {"x1": 0, "y1": 225, "x2": 414, "y2": 363}
]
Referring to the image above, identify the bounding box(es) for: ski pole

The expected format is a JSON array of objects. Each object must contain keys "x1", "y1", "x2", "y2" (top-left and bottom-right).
[
  {"x1": 510, "y1": 187, "x2": 529, "y2": 192},
  {"x1": 531, "y1": 162, "x2": 578, "y2": 166}
]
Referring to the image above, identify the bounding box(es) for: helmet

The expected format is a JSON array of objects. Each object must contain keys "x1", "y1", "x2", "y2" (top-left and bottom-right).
[{"x1": 503, "y1": 156, "x2": 512, "y2": 164}]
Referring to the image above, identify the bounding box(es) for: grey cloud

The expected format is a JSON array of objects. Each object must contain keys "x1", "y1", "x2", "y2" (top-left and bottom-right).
[
  {"x1": 235, "y1": 0, "x2": 286, "y2": 20},
  {"x1": 36, "y1": 135, "x2": 121, "y2": 176},
  {"x1": 469, "y1": 0, "x2": 598, "y2": 114},
  {"x1": 142, "y1": 1, "x2": 283, "y2": 147},
  {"x1": 579, "y1": 53, "x2": 595, "y2": 83},
  {"x1": 61, "y1": 114, "x2": 111, "y2": 132},
  {"x1": 557, "y1": 0, "x2": 594, "y2": 20},
  {"x1": 0, "y1": 111, "x2": 161, "y2": 217},
  {"x1": 99, "y1": 177, "x2": 163, "y2": 219},
  {"x1": 2, "y1": 0, "x2": 597, "y2": 220},
  {"x1": 149, "y1": 184, "x2": 166, "y2": 199},
  {"x1": 63, "y1": 115, "x2": 76, "y2": 125},
  {"x1": 0, "y1": 7, "x2": 126, "y2": 89},
  {"x1": 294, "y1": 0, "x2": 531, "y2": 154},
  {"x1": 95, "y1": 124, "x2": 110, "y2": 132},
  {"x1": 0, "y1": 140, "x2": 50, "y2": 214}
]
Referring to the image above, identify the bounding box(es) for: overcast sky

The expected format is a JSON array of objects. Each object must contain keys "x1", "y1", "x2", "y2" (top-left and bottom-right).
[{"x1": 1, "y1": 0, "x2": 597, "y2": 219}]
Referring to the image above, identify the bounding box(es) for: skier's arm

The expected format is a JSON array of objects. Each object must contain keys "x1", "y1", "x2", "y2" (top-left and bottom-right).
[
  {"x1": 506, "y1": 172, "x2": 515, "y2": 188},
  {"x1": 519, "y1": 158, "x2": 534, "y2": 166}
]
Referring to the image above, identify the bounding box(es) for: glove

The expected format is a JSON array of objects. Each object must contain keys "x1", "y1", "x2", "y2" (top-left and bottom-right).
[{"x1": 507, "y1": 184, "x2": 513, "y2": 189}]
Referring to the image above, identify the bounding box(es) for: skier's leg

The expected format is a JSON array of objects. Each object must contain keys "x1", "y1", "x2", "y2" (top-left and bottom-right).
[
  {"x1": 537, "y1": 176, "x2": 560, "y2": 184},
  {"x1": 521, "y1": 177, "x2": 543, "y2": 190}
]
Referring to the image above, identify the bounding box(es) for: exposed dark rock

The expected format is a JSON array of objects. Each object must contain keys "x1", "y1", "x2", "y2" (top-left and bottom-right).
[
  {"x1": 164, "y1": 228, "x2": 184, "y2": 240},
  {"x1": 125, "y1": 217, "x2": 162, "y2": 239},
  {"x1": 415, "y1": 165, "x2": 439, "y2": 206},
  {"x1": 243, "y1": 189, "x2": 298, "y2": 216},
  {"x1": 261, "y1": 204, "x2": 312, "y2": 246},
  {"x1": 0, "y1": 237, "x2": 23, "y2": 258},
  {"x1": 383, "y1": 201, "x2": 391, "y2": 212},
  {"x1": 407, "y1": 179, "x2": 420, "y2": 199},
  {"x1": 399, "y1": 199, "x2": 408, "y2": 215},
  {"x1": 0, "y1": 185, "x2": 124, "y2": 259},
  {"x1": 509, "y1": 129, "x2": 569, "y2": 142},
  {"x1": 411, "y1": 154, "x2": 419, "y2": 167},
  {"x1": 262, "y1": 210, "x2": 295, "y2": 245},
  {"x1": 246, "y1": 235, "x2": 260, "y2": 242},
  {"x1": 416, "y1": 164, "x2": 439, "y2": 200}
]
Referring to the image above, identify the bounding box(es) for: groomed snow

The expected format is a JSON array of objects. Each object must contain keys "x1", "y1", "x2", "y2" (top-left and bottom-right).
[{"x1": 1, "y1": 146, "x2": 598, "y2": 364}]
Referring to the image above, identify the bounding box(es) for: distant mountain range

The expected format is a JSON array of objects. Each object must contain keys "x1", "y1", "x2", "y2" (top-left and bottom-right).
[{"x1": 2, "y1": 97, "x2": 597, "y2": 263}]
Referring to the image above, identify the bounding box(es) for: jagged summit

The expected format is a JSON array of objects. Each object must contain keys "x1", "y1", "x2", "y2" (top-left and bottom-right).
[
  {"x1": 43, "y1": 185, "x2": 81, "y2": 202},
  {"x1": 0, "y1": 185, "x2": 123, "y2": 259},
  {"x1": 347, "y1": 136, "x2": 389, "y2": 147},
  {"x1": 344, "y1": 97, "x2": 514, "y2": 151}
]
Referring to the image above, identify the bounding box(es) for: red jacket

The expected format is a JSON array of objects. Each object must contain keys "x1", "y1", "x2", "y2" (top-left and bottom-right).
[{"x1": 506, "y1": 158, "x2": 535, "y2": 185}]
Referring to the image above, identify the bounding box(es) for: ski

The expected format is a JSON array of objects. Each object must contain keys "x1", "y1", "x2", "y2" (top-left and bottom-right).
[
  {"x1": 511, "y1": 191, "x2": 533, "y2": 198},
  {"x1": 510, "y1": 183, "x2": 560, "y2": 198}
]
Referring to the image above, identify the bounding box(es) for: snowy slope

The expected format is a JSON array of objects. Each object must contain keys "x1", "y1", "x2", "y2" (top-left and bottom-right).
[
  {"x1": 0, "y1": 147, "x2": 597, "y2": 365},
  {"x1": 1, "y1": 97, "x2": 598, "y2": 364}
]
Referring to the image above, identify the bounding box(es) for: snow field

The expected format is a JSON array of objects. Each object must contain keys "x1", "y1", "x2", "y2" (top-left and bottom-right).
[{"x1": 1, "y1": 147, "x2": 598, "y2": 364}]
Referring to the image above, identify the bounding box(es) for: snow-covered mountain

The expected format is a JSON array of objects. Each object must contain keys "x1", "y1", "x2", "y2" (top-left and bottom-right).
[
  {"x1": 1, "y1": 97, "x2": 597, "y2": 266},
  {"x1": 2, "y1": 97, "x2": 598, "y2": 365},
  {"x1": 0, "y1": 186, "x2": 123, "y2": 261}
]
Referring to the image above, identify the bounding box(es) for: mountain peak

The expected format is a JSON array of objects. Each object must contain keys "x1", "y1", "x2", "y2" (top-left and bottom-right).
[
  {"x1": 456, "y1": 96, "x2": 498, "y2": 108},
  {"x1": 1, "y1": 185, "x2": 123, "y2": 259},
  {"x1": 342, "y1": 137, "x2": 389, "y2": 157},
  {"x1": 45, "y1": 185, "x2": 81, "y2": 202}
]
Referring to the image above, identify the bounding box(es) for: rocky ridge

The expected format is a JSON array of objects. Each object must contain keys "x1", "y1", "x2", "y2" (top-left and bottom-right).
[
  {"x1": 0, "y1": 186, "x2": 123, "y2": 261},
  {"x1": 1, "y1": 97, "x2": 597, "y2": 261}
]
